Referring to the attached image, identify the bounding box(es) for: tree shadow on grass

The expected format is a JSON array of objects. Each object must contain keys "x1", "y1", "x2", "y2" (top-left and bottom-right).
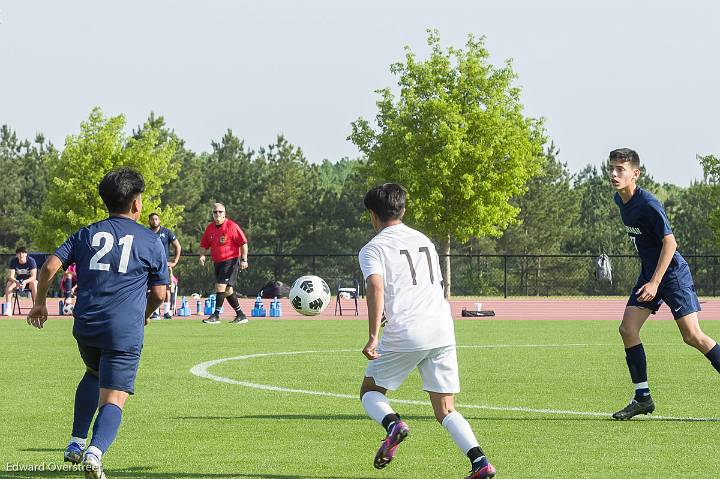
[
  {"x1": 462, "y1": 415, "x2": 720, "y2": 423},
  {"x1": 172, "y1": 413, "x2": 434, "y2": 422},
  {"x1": 0, "y1": 467, "x2": 377, "y2": 479},
  {"x1": 173, "y1": 412, "x2": 720, "y2": 423}
]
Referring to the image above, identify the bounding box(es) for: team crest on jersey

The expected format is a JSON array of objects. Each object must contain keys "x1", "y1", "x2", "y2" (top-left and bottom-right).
[{"x1": 220, "y1": 235, "x2": 226, "y2": 244}]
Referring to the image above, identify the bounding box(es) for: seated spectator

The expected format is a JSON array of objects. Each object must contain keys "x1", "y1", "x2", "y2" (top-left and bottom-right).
[
  {"x1": 4, "y1": 246, "x2": 37, "y2": 315},
  {"x1": 60, "y1": 263, "x2": 78, "y2": 306}
]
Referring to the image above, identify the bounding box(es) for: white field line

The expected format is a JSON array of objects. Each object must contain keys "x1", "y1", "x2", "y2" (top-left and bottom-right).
[{"x1": 189, "y1": 346, "x2": 720, "y2": 422}]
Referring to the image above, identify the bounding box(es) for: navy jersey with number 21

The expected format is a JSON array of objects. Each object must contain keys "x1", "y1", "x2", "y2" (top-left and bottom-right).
[{"x1": 54, "y1": 216, "x2": 169, "y2": 354}]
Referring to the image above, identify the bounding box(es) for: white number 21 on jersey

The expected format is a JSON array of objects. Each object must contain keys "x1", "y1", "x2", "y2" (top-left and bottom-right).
[{"x1": 89, "y1": 232, "x2": 134, "y2": 273}]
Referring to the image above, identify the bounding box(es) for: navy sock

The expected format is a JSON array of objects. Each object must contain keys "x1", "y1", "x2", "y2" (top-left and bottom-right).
[
  {"x1": 71, "y1": 372, "x2": 99, "y2": 439},
  {"x1": 214, "y1": 294, "x2": 225, "y2": 315},
  {"x1": 63, "y1": 278, "x2": 73, "y2": 295},
  {"x1": 381, "y1": 413, "x2": 400, "y2": 433},
  {"x1": 625, "y1": 344, "x2": 650, "y2": 399},
  {"x1": 89, "y1": 403, "x2": 123, "y2": 454},
  {"x1": 705, "y1": 343, "x2": 720, "y2": 373},
  {"x1": 467, "y1": 446, "x2": 488, "y2": 467}
]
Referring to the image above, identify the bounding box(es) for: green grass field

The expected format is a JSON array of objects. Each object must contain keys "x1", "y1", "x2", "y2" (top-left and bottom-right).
[{"x1": 2, "y1": 318, "x2": 719, "y2": 478}]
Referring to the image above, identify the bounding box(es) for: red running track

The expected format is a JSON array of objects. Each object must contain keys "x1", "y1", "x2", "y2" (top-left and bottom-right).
[{"x1": 6, "y1": 297, "x2": 720, "y2": 320}]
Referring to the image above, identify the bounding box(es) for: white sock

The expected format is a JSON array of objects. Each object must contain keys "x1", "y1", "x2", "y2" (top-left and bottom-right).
[
  {"x1": 86, "y1": 445, "x2": 102, "y2": 458},
  {"x1": 70, "y1": 436, "x2": 86, "y2": 448},
  {"x1": 4, "y1": 302, "x2": 10, "y2": 313},
  {"x1": 164, "y1": 302, "x2": 171, "y2": 314},
  {"x1": 361, "y1": 391, "x2": 395, "y2": 426},
  {"x1": 442, "y1": 411, "x2": 479, "y2": 454}
]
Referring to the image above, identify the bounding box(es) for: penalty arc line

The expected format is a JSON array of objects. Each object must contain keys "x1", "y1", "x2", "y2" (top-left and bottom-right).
[{"x1": 189, "y1": 346, "x2": 720, "y2": 422}]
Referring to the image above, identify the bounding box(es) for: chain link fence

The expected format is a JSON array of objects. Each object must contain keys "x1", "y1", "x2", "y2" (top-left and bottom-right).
[
  {"x1": 3, "y1": 253, "x2": 720, "y2": 298},
  {"x1": 447, "y1": 254, "x2": 720, "y2": 297}
]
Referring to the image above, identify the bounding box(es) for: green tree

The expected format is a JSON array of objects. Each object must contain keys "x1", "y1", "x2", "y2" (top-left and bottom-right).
[
  {"x1": 496, "y1": 143, "x2": 577, "y2": 254},
  {"x1": 349, "y1": 30, "x2": 546, "y2": 296},
  {"x1": 698, "y1": 154, "x2": 720, "y2": 183},
  {"x1": 133, "y1": 112, "x2": 205, "y2": 251},
  {"x1": 671, "y1": 181, "x2": 715, "y2": 254},
  {"x1": 254, "y1": 135, "x2": 313, "y2": 279},
  {"x1": 495, "y1": 144, "x2": 580, "y2": 295},
  {"x1": 34, "y1": 108, "x2": 179, "y2": 251},
  {"x1": 697, "y1": 154, "x2": 720, "y2": 247},
  {"x1": 310, "y1": 158, "x2": 371, "y2": 254},
  {"x1": 201, "y1": 130, "x2": 259, "y2": 232},
  {"x1": 0, "y1": 126, "x2": 57, "y2": 251}
]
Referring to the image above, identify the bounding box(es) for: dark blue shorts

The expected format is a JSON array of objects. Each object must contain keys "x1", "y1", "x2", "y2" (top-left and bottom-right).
[
  {"x1": 627, "y1": 277, "x2": 701, "y2": 320},
  {"x1": 77, "y1": 341, "x2": 141, "y2": 394}
]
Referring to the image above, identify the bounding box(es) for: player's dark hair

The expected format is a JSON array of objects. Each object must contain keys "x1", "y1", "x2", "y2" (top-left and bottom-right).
[
  {"x1": 98, "y1": 168, "x2": 145, "y2": 214},
  {"x1": 364, "y1": 183, "x2": 406, "y2": 222},
  {"x1": 609, "y1": 148, "x2": 640, "y2": 169},
  {"x1": 149, "y1": 212, "x2": 159, "y2": 219},
  {"x1": 15, "y1": 246, "x2": 27, "y2": 254}
]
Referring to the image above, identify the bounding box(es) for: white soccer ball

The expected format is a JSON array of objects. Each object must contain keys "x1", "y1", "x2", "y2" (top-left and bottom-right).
[
  {"x1": 289, "y1": 275, "x2": 331, "y2": 316},
  {"x1": 62, "y1": 302, "x2": 74, "y2": 315}
]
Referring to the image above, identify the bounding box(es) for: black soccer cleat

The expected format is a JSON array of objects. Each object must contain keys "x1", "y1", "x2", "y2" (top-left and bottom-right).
[
  {"x1": 229, "y1": 313, "x2": 248, "y2": 324},
  {"x1": 202, "y1": 314, "x2": 220, "y2": 324},
  {"x1": 612, "y1": 397, "x2": 655, "y2": 420}
]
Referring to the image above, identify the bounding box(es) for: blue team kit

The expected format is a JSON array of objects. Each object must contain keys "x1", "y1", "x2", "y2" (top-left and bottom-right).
[
  {"x1": 8, "y1": 256, "x2": 37, "y2": 279},
  {"x1": 154, "y1": 226, "x2": 177, "y2": 260},
  {"x1": 615, "y1": 187, "x2": 700, "y2": 319},
  {"x1": 54, "y1": 216, "x2": 169, "y2": 393}
]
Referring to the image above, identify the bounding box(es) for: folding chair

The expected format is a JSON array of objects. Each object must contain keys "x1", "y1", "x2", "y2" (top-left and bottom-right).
[
  {"x1": 12, "y1": 286, "x2": 33, "y2": 315},
  {"x1": 334, "y1": 278, "x2": 360, "y2": 316}
]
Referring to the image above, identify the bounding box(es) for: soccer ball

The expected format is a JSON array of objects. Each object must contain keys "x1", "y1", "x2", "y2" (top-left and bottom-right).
[
  {"x1": 62, "y1": 302, "x2": 74, "y2": 315},
  {"x1": 289, "y1": 275, "x2": 331, "y2": 316}
]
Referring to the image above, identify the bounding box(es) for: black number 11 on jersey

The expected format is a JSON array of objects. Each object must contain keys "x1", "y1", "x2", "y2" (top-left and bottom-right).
[{"x1": 400, "y1": 247, "x2": 434, "y2": 285}]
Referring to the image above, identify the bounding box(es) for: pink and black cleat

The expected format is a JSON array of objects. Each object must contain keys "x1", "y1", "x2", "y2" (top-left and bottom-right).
[
  {"x1": 465, "y1": 461, "x2": 497, "y2": 479},
  {"x1": 373, "y1": 420, "x2": 410, "y2": 469}
]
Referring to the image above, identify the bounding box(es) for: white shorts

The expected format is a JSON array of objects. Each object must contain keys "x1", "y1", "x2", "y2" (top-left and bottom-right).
[{"x1": 365, "y1": 345, "x2": 460, "y2": 393}]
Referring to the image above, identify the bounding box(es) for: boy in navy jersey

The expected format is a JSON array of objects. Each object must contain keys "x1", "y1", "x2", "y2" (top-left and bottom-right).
[
  {"x1": 148, "y1": 212, "x2": 181, "y2": 318},
  {"x1": 608, "y1": 148, "x2": 720, "y2": 420},
  {"x1": 4, "y1": 246, "x2": 38, "y2": 314},
  {"x1": 27, "y1": 168, "x2": 168, "y2": 478}
]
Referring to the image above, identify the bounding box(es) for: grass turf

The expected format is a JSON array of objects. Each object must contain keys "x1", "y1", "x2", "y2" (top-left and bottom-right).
[{"x1": 1, "y1": 318, "x2": 719, "y2": 478}]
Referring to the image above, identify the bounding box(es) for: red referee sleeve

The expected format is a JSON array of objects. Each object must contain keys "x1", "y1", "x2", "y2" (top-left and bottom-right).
[
  {"x1": 199, "y1": 226, "x2": 211, "y2": 249},
  {"x1": 234, "y1": 224, "x2": 248, "y2": 247}
]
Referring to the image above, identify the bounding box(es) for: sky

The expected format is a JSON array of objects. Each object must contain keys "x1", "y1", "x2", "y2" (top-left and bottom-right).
[{"x1": 1, "y1": 0, "x2": 718, "y2": 185}]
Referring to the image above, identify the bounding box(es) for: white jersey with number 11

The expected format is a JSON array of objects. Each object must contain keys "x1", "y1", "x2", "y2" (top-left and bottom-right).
[{"x1": 359, "y1": 223, "x2": 455, "y2": 352}]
